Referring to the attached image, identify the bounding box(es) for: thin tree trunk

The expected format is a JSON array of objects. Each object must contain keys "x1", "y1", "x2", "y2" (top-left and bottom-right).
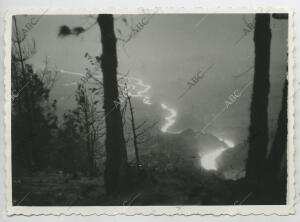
[
  {"x1": 13, "y1": 17, "x2": 26, "y2": 81},
  {"x1": 268, "y1": 79, "x2": 288, "y2": 181},
  {"x1": 246, "y1": 14, "x2": 271, "y2": 181},
  {"x1": 83, "y1": 104, "x2": 93, "y2": 176},
  {"x1": 97, "y1": 14, "x2": 128, "y2": 194},
  {"x1": 128, "y1": 96, "x2": 140, "y2": 167},
  {"x1": 13, "y1": 16, "x2": 34, "y2": 171},
  {"x1": 82, "y1": 87, "x2": 96, "y2": 176}
]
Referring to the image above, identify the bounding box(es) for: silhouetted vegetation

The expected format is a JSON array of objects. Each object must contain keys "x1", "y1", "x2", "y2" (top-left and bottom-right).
[{"x1": 12, "y1": 16, "x2": 58, "y2": 176}]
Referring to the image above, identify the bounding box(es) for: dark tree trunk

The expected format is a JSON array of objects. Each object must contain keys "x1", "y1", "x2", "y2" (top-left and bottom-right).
[
  {"x1": 246, "y1": 14, "x2": 271, "y2": 181},
  {"x1": 268, "y1": 79, "x2": 288, "y2": 181},
  {"x1": 97, "y1": 14, "x2": 128, "y2": 194}
]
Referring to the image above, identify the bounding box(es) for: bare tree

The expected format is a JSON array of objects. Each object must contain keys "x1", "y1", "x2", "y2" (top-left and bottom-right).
[
  {"x1": 120, "y1": 84, "x2": 159, "y2": 168},
  {"x1": 38, "y1": 56, "x2": 58, "y2": 91},
  {"x1": 127, "y1": 95, "x2": 140, "y2": 167},
  {"x1": 74, "y1": 83, "x2": 105, "y2": 176},
  {"x1": 58, "y1": 14, "x2": 128, "y2": 194}
]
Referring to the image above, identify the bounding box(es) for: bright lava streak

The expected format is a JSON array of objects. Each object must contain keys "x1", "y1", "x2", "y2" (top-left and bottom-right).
[
  {"x1": 223, "y1": 139, "x2": 235, "y2": 148},
  {"x1": 160, "y1": 103, "x2": 177, "y2": 133},
  {"x1": 59, "y1": 69, "x2": 181, "y2": 134},
  {"x1": 59, "y1": 69, "x2": 152, "y2": 105},
  {"x1": 218, "y1": 137, "x2": 235, "y2": 148},
  {"x1": 201, "y1": 148, "x2": 226, "y2": 170},
  {"x1": 124, "y1": 76, "x2": 152, "y2": 105}
]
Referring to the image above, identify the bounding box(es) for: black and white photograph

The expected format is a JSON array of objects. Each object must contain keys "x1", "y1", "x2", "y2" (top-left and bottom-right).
[{"x1": 6, "y1": 10, "x2": 293, "y2": 213}]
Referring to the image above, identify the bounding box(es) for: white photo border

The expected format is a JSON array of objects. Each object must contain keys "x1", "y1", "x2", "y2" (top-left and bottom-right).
[{"x1": 4, "y1": 7, "x2": 295, "y2": 216}]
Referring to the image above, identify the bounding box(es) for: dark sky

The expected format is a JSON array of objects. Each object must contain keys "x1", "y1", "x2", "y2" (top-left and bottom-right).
[{"x1": 15, "y1": 13, "x2": 288, "y2": 145}]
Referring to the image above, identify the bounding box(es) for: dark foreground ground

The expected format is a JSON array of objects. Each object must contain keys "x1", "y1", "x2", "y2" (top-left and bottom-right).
[{"x1": 12, "y1": 168, "x2": 286, "y2": 206}]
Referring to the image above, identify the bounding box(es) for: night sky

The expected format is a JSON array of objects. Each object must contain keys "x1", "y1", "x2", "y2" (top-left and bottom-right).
[{"x1": 15, "y1": 13, "x2": 288, "y2": 146}]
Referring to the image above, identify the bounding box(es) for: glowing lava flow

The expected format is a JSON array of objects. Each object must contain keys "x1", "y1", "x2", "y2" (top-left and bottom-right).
[
  {"x1": 59, "y1": 69, "x2": 152, "y2": 105},
  {"x1": 200, "y1": 137, "x2": 235, "y2": 170},
  {"x1": 122, "y1": 76, "x2": 152, "y2": 105},
  {"x1": 201, "y1": 148, "x2": 226, "y2": 171},
  {"x1": 217, "y1": 137, "x2": 235, "y2": 148},
  {"x1": 59, "y1": 69, "x2": 180, "y2": 133},
  {"x1": 160, "y1": 103, "x2": 179, "y2": 133},
  {"x1": 123, "y1": 77, "x2": 180, "y2": 133},
  {"x1": 222, "y1": 139, "x2": 235, "y2": 148}
]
